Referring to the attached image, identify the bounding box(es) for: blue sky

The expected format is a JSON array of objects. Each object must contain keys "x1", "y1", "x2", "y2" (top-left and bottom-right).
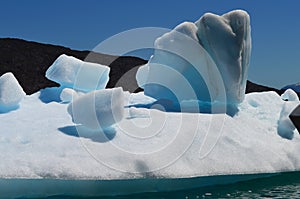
[{"x1": 0, "y1": 0, "x2": 299, "y2": 88}]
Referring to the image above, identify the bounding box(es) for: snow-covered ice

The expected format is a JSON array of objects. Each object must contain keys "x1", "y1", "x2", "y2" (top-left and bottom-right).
[
  {"x1": 137, "y1": 10, "x2": 251, "y2": 106},
  {"x1": 0, "y1": 89, "x2": 299, "y2": 197},
  {"x1": 0, "y1": 90, "x2": 300, "y2": 179},
  {"x1": 67, "y1": 87, "x2": 125, "y2": 129},
  {"x1": 281, "y1": 89, "x2": 299, "y2": 101},
  {"x1": 0, "y1": 72, "x2": 26, "y2": 112},
  {"x1": 46, "y1": 54, "x2": 110, "y2": 92}
]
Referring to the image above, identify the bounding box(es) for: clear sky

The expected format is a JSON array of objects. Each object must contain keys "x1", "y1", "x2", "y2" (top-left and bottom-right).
[{"x1": 0, "y1": 0, "x2": 299, "y2": 89}]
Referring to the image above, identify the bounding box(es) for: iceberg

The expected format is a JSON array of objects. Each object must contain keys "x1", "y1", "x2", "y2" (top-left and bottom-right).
[
  {"x1": 0, "y1": 72, "x2": 26, "y2": 112},
  {"x1": 67, "y1": 87, "x2": 125, "y2": 129},
  {"x1": 2, "y1": 9, "x2": 300, "y2": 198},
  {"x1": 46, "y1": 54, "x2": 110, "y2": 92},
  {"x1": 136, "y1": 10, "x2": 251, "y2": 108}
]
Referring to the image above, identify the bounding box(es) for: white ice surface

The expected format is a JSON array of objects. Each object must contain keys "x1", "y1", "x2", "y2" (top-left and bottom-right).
[
  {"x1": 46, "y1": 54, "x2": 110, "y2": 92},
  {"x1": 0, "y1": 72, "x2": 26, "y2": 112},
  {"x1": 0, "y1": 90, "x2": 299, "y2": 181}
]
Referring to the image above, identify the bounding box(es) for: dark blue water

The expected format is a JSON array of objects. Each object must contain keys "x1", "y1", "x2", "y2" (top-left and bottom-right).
[{"x1": 31, "y1": 172, "x2": 300, "y2": 199}]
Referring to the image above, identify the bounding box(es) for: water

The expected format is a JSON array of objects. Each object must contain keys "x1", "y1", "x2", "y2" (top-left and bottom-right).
[{"x1": 31, "y1": 172, "x2": 300, "y2": 199}]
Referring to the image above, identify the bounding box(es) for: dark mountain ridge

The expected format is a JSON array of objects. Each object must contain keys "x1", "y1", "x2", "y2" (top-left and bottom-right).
[
  {"x1": 282, "y1": 83, "x2": 300, "y2": 93},
  {"x1": 0, "y1": 38, "x2": 146, "y2": 94},
  {"x1": 0, "y1": 38, "x2": 299, "y2": 98}
]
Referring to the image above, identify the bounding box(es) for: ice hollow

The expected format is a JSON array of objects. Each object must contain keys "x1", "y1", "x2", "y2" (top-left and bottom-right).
[
  {"x1": 46, "y1": 54, "x2": 110, "y2": 92},
  {"x1": 278, "y1": 101, "x2": 299, "y2": 139},
  {"x1": 136, "y1": 10, "x2": 251, "y2": 107}
]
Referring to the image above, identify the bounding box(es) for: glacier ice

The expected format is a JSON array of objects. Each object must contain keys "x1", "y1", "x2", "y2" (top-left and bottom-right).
[
  {"x1": 46, "y1": 54, "x2": 110, "y2": 92},
  {"x1": 281, "y1": 89, "x2": 299, "y2": 101},
  {"x1": 136, "y1": 10, "x2": 251, "y2": 108},
  {"x1": 67, "y1": 87, "x2": 125, "y2": 129},
  {"x1": 278, "y1": 101, "x2": 299, "y2": 139},
  {"x1": 0, "y1": 72, "x2": 26, "y2": 112},
  {"x1": 196, "y1": 10, "x2": 251, "y2": 104}
]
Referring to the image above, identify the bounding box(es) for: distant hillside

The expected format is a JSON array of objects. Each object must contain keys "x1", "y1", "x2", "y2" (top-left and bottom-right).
[
  {"x1": 0, "y1": 38, "x2": 299, "y2": 98},
  {"x1": 282, "y1": 83, "x2": 300, "y2": 93},
  {"x1": 0, "y1": 38, "x2": 146, "y2": 94},
  {"x1": 246, "y1": 81, "x2": 283, "y2": 95},
  {"x1": 246, "y1": 80, "x2": 300, "y2": 99}
]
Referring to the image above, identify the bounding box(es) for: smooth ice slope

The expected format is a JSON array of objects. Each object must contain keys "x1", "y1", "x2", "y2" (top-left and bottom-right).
[
  {"x1": 0, "y1": 72, "x2": 26, "y2": 112},
  {"x1": 67, "y1": 87, "x2": 125, "y2": 129},
  {"x1": 46, "y1": 54, "x2": 110, "y2": 92},
  {"x1": 137, "y1": 10, "x2": 251, "y2": 106}
]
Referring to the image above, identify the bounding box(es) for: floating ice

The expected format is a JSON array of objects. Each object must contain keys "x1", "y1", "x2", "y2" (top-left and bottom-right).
[
  {"x1": 281, "y1": 89, "x2": 299, "y2": 101},
  {"x1": 0, "y1": 72, "x2": 26, "y2": 112},
  {"x1": 278, "y1": 101, "x2": 299, "y2": 139},
  {"x1": 46, "y1": 54, "x2": 110, "y2": 92},
  {"x1": 67, "y1": 87, "x2": 125, "y2": 129},
  {"x1": 137, "y1": 10, "x2": 251, "y2": 107}
]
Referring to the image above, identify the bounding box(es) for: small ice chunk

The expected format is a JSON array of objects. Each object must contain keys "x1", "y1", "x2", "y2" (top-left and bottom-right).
[
  {"x1": 0, "y1": 72, "x2": 26, "y2": 112},
  {"x1": 60, "y1": 88, "x2": 82, "y2": 103},
  {"x1": 281, "y1": 89, "x2": 299, "y2": 101},
  {"x1": 46, "y1": 54, "x2": 110, "y2": 92},
  {"x1": 278, "y1": 101, "x2": 299, "y2": 139},
  {"x1": 127, "y1": 92, "x2": 156, "y2": 106},
  {"x1": 67, "y1": 87, "x2": 125, "y2": 129},
  {"x1": 129, "y1": 107, "x2": 150, "y2": 118}
]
